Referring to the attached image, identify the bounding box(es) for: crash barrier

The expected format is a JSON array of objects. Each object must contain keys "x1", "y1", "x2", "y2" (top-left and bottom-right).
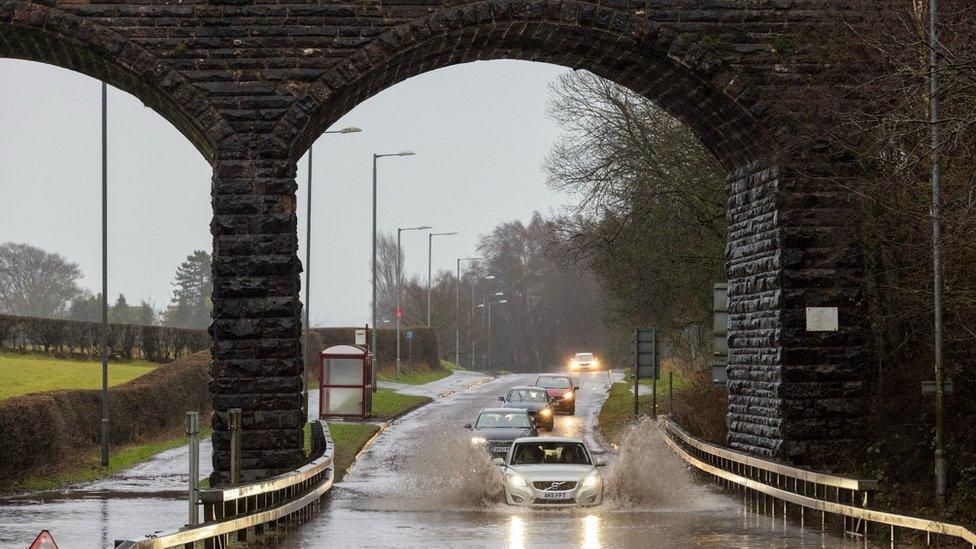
[
  {"x1": 662, "y1": 419, "x2": 976, "y2": 547},
  {"x1": 115, "y1": 420, "x2": 334, "y2": 549}
]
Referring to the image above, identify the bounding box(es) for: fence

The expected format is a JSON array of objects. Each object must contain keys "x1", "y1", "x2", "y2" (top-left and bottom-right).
[{"x1": 662, "y1": 418, "x2": 976, "y2": 547}]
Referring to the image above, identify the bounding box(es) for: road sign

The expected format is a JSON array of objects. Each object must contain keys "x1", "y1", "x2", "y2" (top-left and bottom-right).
[
  {"x1": 631, "y1": 329, "x2": 659, "y2": 380},
  {"x1": 922, "y1": 379, "x2": 953, "y2": 396},
  {"x1": 713, "y1": 283, "x2": 728, "y2": 387},
  {"x1": 29, "y1": 531, "x2": 58, "y2": 549},
  {"x1": 405, "y1": 330, "x2": 415, "y2": 341},
  {"x1": 355, "y1": 328, "x2": 367, "y2": 346},
  {"x1": 394, "y1": 307, "x2": 403, "y2": 319}
]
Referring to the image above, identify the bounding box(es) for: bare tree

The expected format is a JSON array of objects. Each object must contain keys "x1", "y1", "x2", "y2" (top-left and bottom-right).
[
  {"x1": 372, "y1": 231, "x2": 403, "y2": 322},
  {"x1": 0, "y1": 242, "x2": 82, "y2": 318}
]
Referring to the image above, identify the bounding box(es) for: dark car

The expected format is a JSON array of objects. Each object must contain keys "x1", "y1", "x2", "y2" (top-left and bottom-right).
[
  {"x1": 465, "y1": 408, "x2": 538, "y2": 457},
  {"x1": 535, "y1": 374, "x2": 579, "y2": 415},
  {"x1": 499, "y1": 386, "x2": 555, "y2": 431}
]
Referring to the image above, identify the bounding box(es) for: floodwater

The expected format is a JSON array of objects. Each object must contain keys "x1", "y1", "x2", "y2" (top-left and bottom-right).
[
  {"x1": 0, "y1": 370, "x2": 882, "y2": 548},
  {"x1": 272, "y1": 372, "x2": 868, "y2": 548}
]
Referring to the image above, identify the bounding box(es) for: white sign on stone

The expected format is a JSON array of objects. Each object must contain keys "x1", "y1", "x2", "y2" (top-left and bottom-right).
[
  {"x1": 805, "y1": 307, "x2": 839, "y2": 332},
  {"x1": 355, "y1": 329, "x2": 367, "y2": 346}
]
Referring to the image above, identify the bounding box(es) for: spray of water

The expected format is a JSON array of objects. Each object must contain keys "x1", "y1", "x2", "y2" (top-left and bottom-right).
[
  {"x1": 603, "y1": 417, "x2": 716, "y2": 510},
  {"x1": 391, "y1": 426, "x2": 505, "y2": 510}
]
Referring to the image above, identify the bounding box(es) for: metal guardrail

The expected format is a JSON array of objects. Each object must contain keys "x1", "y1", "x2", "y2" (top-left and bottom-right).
[
  {"x1": 663, "y1": 419, "x2": 976, "y2": 547},
  {"x1": 115, "y1": 420, "x2": 334, "y2": 549}
]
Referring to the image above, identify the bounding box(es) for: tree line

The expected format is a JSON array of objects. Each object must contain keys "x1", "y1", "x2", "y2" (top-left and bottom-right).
[{"x1": 0, "y1": 242, "x2": 213, "y2": 329}]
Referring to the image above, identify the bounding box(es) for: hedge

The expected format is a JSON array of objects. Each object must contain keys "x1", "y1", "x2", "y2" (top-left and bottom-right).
[
  {"x1": 0, "y1": 351, "x2": 212, "y2": 480},
  {"x1": 0, "y1": 314, "x2": 209, "y2": 362},
  {"x1": 306, "y1": 327, "x2": 440, "y2": 378}
]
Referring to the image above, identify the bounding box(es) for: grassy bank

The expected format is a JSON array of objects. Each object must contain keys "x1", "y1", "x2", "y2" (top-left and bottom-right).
[
  {"x1": 440, "y1": 359, "x2": 463, "y2": 371},
  {"x1": 5, "y1": 428, "x2": 211, "y2": 493},
  {"x1": 0, "y1": 351, "x2": 158, "y2": 402},
  {"x1": 327, "y1": 422, "x2": 381, "y2": 481},
  {"x1": 376, "y1": 363, "x2": 451, "y2": 385},
  {"x1": 597, "y1": 370, "x2": 690, "y2": 446},
  {"x1": 372, "y1": 388, "x2": 431, "y2": 420}
]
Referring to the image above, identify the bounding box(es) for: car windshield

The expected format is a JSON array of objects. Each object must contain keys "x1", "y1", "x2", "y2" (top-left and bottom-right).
[
  {"x1": 575, "y1": 353, "x2": 594, "y2": 361},
  {"x1": 536, "y1": 376, "x2": 572, "y2": 389},
  {"x1": 506, "y1": 389, "x2": 549, "y2": 402},
  {"x1": 510, "y1": 442, "x2": 591, "y2": 465},
  {"x1": 475, "y1": 412, "x2": 532, "y2": 429}
]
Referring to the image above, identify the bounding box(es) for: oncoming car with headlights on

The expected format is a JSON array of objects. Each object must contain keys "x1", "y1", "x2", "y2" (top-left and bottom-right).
[
  {"x1": 494, "y1": 437, "x2": 605, "y2": 507},
  {"x1": 534, "y1": 374, "x2": 578, "y2": 415},
  {"x1": 498, "y1": 386, "x2": 555, "y2": 431},
  {"x1": 568, "y1": 352, "x2": 600, "y2": 371},
  {"x1": 465, "y1": 408, "x2": 537, "y2": 458}
]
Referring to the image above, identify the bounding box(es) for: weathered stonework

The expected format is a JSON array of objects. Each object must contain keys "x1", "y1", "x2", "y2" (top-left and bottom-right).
[{"x1": 0, "y1": 0, "x2": 868, "y2": 479}]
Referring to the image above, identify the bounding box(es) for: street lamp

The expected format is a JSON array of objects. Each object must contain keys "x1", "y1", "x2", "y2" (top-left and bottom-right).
[
  {"x1": 471, "y1": 274, "x2": 495, "y2": 370},
  {"x1": 478, "y1": 297, "x2": 507, "y2": 371},
  {"x1": 455, "y1": 257, "x2": 481, "y2": 368},
  {"x1": 371, "y1": 151, "x2": 415, "y2": 392},
  {"x1": 427, "y1": 232, "x2": 458, "y2": 327},
  {"x1": 303, "y1": 126, "x2": 361, "y2": 419},
  {"x1": 396, "y1": 225, "x2": 432, "y2": 381}
]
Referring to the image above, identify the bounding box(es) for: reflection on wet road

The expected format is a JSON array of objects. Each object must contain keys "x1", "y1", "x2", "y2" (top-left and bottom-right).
[{"x1": 273, "y1": 371, "x2": 863, "y2": 548}]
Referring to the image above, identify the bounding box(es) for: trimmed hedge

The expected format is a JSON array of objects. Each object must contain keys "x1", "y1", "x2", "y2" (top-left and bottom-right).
[
  {"x1": 0, "y1": 351, "x2": 212, "y2": 480},
  {"x1": 306, "y1": 327, "x2": 440, "y2": 377},
  {"x1": 0, "y1": 314, "x2": 209, "y2": 362}
]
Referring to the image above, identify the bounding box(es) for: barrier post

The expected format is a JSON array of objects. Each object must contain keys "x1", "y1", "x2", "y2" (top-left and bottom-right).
[
  {"x1": 229, "y1": 408, "x2": 242, "y2": 486},
  {"x1": 186, "y1": 411, "x2": 200, "y2": 525}
]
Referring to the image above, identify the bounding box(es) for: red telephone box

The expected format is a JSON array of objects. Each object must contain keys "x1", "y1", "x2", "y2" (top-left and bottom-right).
[{"x1": 319, "y1": 345, "x2": 373, "y2": 419}]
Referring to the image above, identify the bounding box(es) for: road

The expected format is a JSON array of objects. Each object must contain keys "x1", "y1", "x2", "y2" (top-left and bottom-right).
[{"x1": 272, "y1": 371, "x2": 861, "y2": 548}]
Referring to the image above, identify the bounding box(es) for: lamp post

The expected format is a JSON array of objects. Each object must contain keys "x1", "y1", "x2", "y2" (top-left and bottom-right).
[
  {"x1": 427, "y1": 232, "x2": 458, "y2": 327},
  {"x1": 396, "y1": 225, "x2": 431, "y2": 380},
  {"x1": 371, "y1": 151, "x2": 414, "y2": 392},
  {"x1": 478, "y1": 297, "x2": 507, "y2": 371},
  {"x1": 100, "y1": 81, "x2": 109, "y2": 467},
  {"x1": 928, "y1": 0, "x2": 946, "y2": 508},
  {"x1": 303, "y1": 126, "x2": 360, "y2": 420},
  {"x1": 455, "y1": 257, "x2": 481, "y2": 368},
  {"x1": 471, "y1": 275, "x2": 495, "y2": 370}
]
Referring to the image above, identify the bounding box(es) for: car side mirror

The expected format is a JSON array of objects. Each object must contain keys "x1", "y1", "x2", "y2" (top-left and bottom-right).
[
  {"x1": 574, "y1": 386, "x2": 580, "y2": 391},
  {"x1": 498, "y1": 396, "x2": 505, "y2": 401},
  {"x1": 492, "y1": 457, "x2": 505, "y2": 467},
  {"x1": 463, "y1": 423, "x2": 472, "y2": 430},
  {"x1": 595, "y1": 458, "x2": 607, "y2": 467}
]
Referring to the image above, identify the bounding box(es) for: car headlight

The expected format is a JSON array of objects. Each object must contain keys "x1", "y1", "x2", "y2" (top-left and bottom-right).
[
  {"x1": 539, "y1": 408, "x2": 552, "y2": 417},
  {"x1": 563, "y1": 392, "x2": 574, "y2": 400},
  {"x1": 470, "y1": 436, "x2": 487, "y2": 444},
  {"x1": 570, "y1": 361, "x2": 579, "y2": 369},
  {"x1": 582, "y1": 471, "x2": 602, "y2": 489},
  {"x1": 506, "y1": 473, "x2": 528, "y2": 488}
]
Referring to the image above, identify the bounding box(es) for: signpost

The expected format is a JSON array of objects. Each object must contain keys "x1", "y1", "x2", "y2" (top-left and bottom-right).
[
  {"x1": 406, "y1": 330, "x2": 415, "y2": 362},
  {"x1": 631, "y1": 329, "x2": 660, "y2": 419},
  {"x1": 355, "y1": 328, "x2": 367, "y2": 346},
  {"x1": 394, "y1": 307, "x2": 403, "y2": 319}
]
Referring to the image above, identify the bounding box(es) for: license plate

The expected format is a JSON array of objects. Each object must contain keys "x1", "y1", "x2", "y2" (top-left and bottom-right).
[
  {"x1": 489, "y1": 444, "x2": 508, "y2": 452},
  {"x1": 542, "y1": 491, "x2": 572, "y2": 500}
]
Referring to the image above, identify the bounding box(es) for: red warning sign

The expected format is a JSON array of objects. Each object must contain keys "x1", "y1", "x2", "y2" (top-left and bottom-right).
[
  {"x1": 30, "y1": 530, "x2": 58, "y2": 549},
  {"x1": 394, "y1": 307, "x2": 403, "y2": 319}
]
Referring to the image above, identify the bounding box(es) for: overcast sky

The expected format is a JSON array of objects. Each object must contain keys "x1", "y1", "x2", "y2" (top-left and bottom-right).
[{"x1": 0, "y1": 59, "x2": 578, "y2": 326}]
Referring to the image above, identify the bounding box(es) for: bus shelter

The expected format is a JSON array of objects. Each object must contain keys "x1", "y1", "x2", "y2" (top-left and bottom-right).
[{"x1": 318, "y1": 345, "x2": 373, "y2": 419}]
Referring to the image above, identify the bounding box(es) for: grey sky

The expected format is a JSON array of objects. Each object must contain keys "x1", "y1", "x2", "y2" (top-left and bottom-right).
[{"x1": 0, "y1": 59, "x2": 577, "y2": 326}]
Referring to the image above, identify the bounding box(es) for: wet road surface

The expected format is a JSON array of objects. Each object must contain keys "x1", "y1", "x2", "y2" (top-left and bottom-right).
[{"x1": 272, "y1": 371, "x2": 865, "y2": 548}]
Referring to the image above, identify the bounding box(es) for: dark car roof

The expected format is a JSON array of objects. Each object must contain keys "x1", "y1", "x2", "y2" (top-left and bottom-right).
[{"x1": 536, "y1": 374, "x2": 572, "y2": 379}]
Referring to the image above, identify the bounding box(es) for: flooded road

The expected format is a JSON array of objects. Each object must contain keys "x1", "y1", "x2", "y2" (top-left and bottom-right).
[{"x1": 272, "y1": 371, "x2": 864, "y2": 548}]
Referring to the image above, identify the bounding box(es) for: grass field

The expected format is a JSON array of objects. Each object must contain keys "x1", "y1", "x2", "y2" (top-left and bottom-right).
[
  {"x1": 597, "y1": 369, "x2": 691, "y2": 446},
  {"x1": 7, "y1": 428, "x2": 212, "y2": 493},
  {"x1": 327, "y1": 422, "x2": 381, "y2": 481},
  {"x1": 376, "y1": 365, "x2": 451, "y2": 385},
  {"x1": 0, "y1": 351, "x2": 158, "y2": 402}
]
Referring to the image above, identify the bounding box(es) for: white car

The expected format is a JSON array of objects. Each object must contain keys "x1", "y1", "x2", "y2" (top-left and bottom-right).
[
  {"x1": 569, "y1": 352, "x2": 599, "y2": 371},
  {"x1": 494, "y1": 437, "x2": 605, "y2": 507}
]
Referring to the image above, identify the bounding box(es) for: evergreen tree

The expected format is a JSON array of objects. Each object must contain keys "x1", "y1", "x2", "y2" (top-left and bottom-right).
[{"x1": 163, "y1": 250, "x2": 212, "y2": 329}]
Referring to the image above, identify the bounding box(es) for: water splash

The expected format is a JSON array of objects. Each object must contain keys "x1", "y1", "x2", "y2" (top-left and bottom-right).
[
  {"x1": 392, "y1": 426, "x2": 505, "y2": 510},
  {"x1": 603, "y1": 417, "x2": 716, "y2": 510}
]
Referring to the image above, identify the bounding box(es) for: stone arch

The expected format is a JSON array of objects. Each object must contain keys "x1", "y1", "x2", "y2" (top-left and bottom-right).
[
  {"x1": 278, "y1": 0, "x2": 770, "y2": 172},
  {"x1": 0, "y1": 0, "x2": 228, "y2": 161}
]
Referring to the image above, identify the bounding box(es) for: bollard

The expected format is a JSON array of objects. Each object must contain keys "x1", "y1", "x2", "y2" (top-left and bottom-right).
[
  {"x1": 186, "y1": 411, "x2": 200, "y2": 525},
  {"x1": 668, "y1": 371, "x2": 674, "y2": 415},
  {"x1": 229, "y1": 408, "x2": 242, "y2": 486}
]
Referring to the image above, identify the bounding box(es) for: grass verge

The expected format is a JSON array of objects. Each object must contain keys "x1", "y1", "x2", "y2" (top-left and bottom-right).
[
  {"x1": 0, "y1": 351, "x2": 158, "y2": 402},
  {"x1": 327, "y1": 422, "x2": 381, "y2": 481},
  {"x1": 597, "y1": 369, "x2": 690, "y2": 446},
  {"x1": 372, "y1": 388, "x2": 431, "y2": 420},
  {"x1": 440, "y1": 359, "x2": 464, "y2": 371},
  {"x1": 376, "y1": 365, "x2": 451, "y2": 385},
  {"x1": 6, "y1": 428, "x2": 212, "y2": 493}
]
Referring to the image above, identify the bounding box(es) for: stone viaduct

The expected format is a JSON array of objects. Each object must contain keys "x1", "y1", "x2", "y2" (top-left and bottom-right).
[{"x1": 0, "y1": 0, "x2": 866, "y2": 482}]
